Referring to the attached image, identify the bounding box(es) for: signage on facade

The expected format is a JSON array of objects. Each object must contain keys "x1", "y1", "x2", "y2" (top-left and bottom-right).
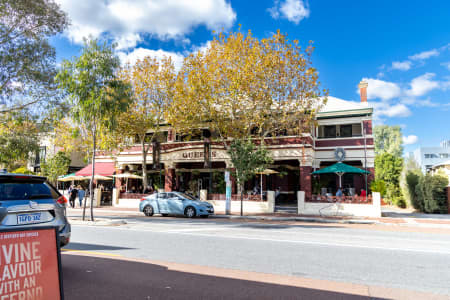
[
  {"x1": 182, "y1": 151, "x2": 217, "y2": 159},
  {"x1": 334, "y1": 148, "x2": 346, "y2": 162},
  {"x1": 0, "y1": 227, "x2": 63, "y2": 300}
]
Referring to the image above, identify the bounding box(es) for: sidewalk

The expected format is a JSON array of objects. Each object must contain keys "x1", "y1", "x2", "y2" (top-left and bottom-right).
[{"x1": 66, "y1": 206, "x2": 450, "y2": 229}]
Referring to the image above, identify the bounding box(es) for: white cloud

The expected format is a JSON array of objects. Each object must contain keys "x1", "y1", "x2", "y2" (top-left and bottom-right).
[
  {"x1": 56, "y1": 0, "x2": 236, "y2": 49},
  {"x1": 117, "y1": 48, "x2": 184, "y2": 70},
  {"x1": 408, "y1": 49, "x2": 439, "y2": 60},
  {"x1": 359, "y1": 78, "x2": 401, "y2": 101},
  {"x1": 268, "y1": 0, "x2": 310, "y2": 24},
  {"x1": 370, "y1": 102, "x2": 411, "y2": 119},
  {"x1": 406, "y1": 73, "x2": 439, "y2": 97},
  {"x1": 441, "y1": 61, "x2": 450, "y2": 71},
  {"x1": 391, "y1": 61, "x2": 411, "y2": 71},
  {"x1": 403, "y1": 135, "x2": 418, "y2": 145}
]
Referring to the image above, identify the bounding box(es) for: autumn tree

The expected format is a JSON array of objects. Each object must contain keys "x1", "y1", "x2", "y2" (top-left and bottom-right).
[
  {"x1": 170, "y1": 30, "x2": 326, "y2": 146},
  {"x1": 0, "y1": 0, "x2": 68, "y2": 113},
  {"x1": 41, "y1": 151, "x2": 71, "y2": 185},
  {"x1": 56, "y1": 38, "x2": 132, "y2": 221},
  {"x1": 116, "y1": 56, "x2": 176, "y2": 187}
]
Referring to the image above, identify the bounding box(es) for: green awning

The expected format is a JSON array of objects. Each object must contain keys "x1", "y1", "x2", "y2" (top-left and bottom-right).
[{"x1": 312, "y1": 162, "x2": 370, "y2": 175}]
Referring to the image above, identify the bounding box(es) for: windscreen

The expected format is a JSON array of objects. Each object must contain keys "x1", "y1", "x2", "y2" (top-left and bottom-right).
[{"x1": 0, "y1": 177, "x2": 59, "y2": 201}]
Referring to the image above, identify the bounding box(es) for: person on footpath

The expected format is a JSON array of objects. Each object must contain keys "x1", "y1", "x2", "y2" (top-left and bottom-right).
[
  {"x1": 77, "y1": 185, "x2": 85, "y2": 208},
  {"x1": 69, "y1": 186, "x2": 78, "y2": 208}
]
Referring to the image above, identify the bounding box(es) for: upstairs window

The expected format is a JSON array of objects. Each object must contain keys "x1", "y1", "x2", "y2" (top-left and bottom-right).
[{"x1": 318, "y1": 123, "x2": 362, "y2": 138}]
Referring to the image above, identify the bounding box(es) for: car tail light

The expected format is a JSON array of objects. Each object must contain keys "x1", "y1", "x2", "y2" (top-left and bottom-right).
[
  {"x1": 140, "y1": 197, "x2": 146, "y2": 202},
  {"x1": 57, "y1": 196, "x2": 68, "y2": 205}
]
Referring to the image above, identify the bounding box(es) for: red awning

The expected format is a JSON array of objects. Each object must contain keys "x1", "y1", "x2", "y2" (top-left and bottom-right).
[{"x1": 75, "y1": 162, "x2": 115, "y2": 177}]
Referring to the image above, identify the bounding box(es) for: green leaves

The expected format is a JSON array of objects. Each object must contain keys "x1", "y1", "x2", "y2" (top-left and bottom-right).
[
  {"x1": 40, "y1": 151, "x2": 71, "y2": 185},
  {"x1": 374, "y1": 125, "x2": 403, "y2": 157},
  {"x1": 227, "y1": 139, "x2": 273, "y2": 187}
]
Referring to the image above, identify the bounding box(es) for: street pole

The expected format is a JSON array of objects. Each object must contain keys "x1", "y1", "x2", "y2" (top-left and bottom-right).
[{"x1": 363, "y1": 123, "x2": 368, "y2": 197}]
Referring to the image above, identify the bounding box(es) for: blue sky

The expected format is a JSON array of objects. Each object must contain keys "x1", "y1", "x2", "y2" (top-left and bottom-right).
[{"x1": 52, "y1": 0, "x2": 450, "y2": 154}]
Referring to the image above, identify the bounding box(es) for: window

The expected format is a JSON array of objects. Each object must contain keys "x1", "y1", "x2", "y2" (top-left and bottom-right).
[
  {"x1": 439, "y1": 153, "x2": 449, "y2": 158},
  {"x1": 340, "y1": 125, "x2": 352, "y2": 137},
  {"x1": 324, "y1": 125, "x2": 336, "y2": 138},
  {"x1": 424, "y1": 154, "x2": 438, "y2": 159}
]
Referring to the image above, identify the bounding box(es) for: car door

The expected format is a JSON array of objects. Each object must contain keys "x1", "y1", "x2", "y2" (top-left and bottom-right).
[
  {"x1": 156, "y1": 192, "x2": 168, "y2": 213},
  {"x1": 167, "y1": 193, "x2": 184, "y2": 215}
]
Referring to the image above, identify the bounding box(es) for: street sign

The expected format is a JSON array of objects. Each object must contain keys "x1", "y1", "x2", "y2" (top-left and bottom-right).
[{"x1": 0, "y1": 227, "x2": 63, "y2": 300}]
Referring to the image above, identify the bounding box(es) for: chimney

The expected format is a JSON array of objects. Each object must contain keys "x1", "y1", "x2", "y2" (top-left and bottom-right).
[{"x1": 358, "y1": 81, "x2": 368, "y2": 103}]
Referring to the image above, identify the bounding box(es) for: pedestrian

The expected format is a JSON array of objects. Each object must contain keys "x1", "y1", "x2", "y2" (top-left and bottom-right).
[
  {"x1": 275, "y1": 187, "x2": 281, "y2": 200},
  {"x1": 77, "y1": 185, "x2": 85, "y2": 208},
  {"x1": 69, "y1": 186, "x2": 78, "y2": 208},
  {"x1": 360, "y1": 189, "x2": 366, "y2": 200},
  {"x1": 336, "y1": 188, "x2": 343, "y2": 197}
]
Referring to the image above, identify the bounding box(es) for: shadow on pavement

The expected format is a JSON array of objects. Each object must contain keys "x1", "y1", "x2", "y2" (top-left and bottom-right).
[
  {"x1": 62, "y1": 254, "x2": 384, "y2": 300},
  {"x1": 65, "y1": 242, "x2": 135, "y2": 251}
]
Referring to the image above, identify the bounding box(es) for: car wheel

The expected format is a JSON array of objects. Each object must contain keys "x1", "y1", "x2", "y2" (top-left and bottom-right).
[
  {"x1": 200, "y1": 215, "x2": 209, "y2": 218},
  {"x1": 161, "y1": 213, "x2": 169, "y2": 217},
  {"x1": 143, "y1": 205, "x2": 154, "y2": 217},
  {"x1": 184, "y1": 206, "x2": 196, "y2": 218}
]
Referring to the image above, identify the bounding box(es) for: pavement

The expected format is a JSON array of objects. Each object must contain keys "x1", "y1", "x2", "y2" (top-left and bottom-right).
[{"x1": 66, "y1": 205, "x2": 450, "y2": 229}]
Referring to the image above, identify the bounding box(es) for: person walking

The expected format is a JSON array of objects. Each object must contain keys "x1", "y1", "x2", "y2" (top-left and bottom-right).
[
  {"x1": 69, "y1": 186, "x2": 78, "y2": 208},
  {"x1": 77, "y1": 185, "x2": 85, "y2": 208}
]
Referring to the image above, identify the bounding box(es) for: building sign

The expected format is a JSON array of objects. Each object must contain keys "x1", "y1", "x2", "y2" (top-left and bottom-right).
[
  {"x1": 334, "y1": 148, "x2": 346, "y2": 162},
  {"x1": 181, "y1": 151, "x2": 217, "y2": 160},
  {"x1": 0, "y1": 227, "x2": 63, "y2": 300}
]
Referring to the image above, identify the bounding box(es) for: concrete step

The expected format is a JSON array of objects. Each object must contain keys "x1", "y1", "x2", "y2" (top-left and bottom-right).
[{"x1": 275, "y1": 206, "x2": 297, "y2": 213}]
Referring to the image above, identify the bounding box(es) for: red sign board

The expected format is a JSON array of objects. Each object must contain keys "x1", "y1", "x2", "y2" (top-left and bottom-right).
[{"x1": 0, "y1": 227, "x2": 63, "y2": 300}]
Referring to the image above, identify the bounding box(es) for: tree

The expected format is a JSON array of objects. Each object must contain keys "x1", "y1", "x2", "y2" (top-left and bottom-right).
[
  {"x1": 416, "y1": 174, "x2": 448, "y2": 213},
  {"x1": 55, "y1": 38, "x2": 132, "y2": 221},
  {"x1": 374, "y1": 125, "x2": 403, "y2": 157},
  {"x1": 403, "y1": 155, "x2": 422, "y2": 209},
  {"x1": 228, "y1": 138, "x2": 273, "y2": 216},
  {"x1": 41, "y1": 151, "x2": 71, "y2": 185},
  {"x1": 0, "y1": 0, "x2": 68, "y2": 112},
  {"x1": 0, "y1": 110, "x2": 39, "y2": 170},
  {"x1": 169, "y1": 30, "x2": 327, "y2": 146},
  {"x1": 370, "y1": 179, "x2": 386, "y2": 197},
  {"x1": 375, "y1": 153, "x2": 404, "y2": 207},
  {"x1": 116, "y1": 56, "x2": 176, "y2": 188}
]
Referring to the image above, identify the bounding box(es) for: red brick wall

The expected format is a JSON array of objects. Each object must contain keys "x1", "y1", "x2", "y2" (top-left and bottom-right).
[
  {"x1": 164, "y1": 168, "x2": 175, "y2": 191},
  {"x1": 300, "y1": 166, "x2": 312, "y2": 201},
  {"x1": 315, "y1": 138, "x2": 374, "y2": 147}
]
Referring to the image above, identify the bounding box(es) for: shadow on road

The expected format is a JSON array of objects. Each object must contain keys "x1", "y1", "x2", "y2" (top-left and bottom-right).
[
  {"x1": 64, "y1": 242, "x2": 135, "y2": 251},
  {"x1": 62, "y1": 253, "x2": 384, "y2": 300}
]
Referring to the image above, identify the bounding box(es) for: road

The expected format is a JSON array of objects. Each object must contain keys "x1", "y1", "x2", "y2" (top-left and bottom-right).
[{"x1": 62, "y1": 215, "x2": 450, "y2": 299}]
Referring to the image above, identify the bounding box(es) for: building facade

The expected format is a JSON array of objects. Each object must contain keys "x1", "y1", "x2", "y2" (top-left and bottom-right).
[
  {"x1": 413, "y1": 145, "x2": 450, "y2": 173},
  {"x1": 95, "y1": 81, "x2": 375, "y2": 203}
]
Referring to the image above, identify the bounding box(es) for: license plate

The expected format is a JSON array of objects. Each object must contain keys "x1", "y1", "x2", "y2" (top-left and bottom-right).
[{"x1": 17, "y1": 213, "x2": 41, "y2": 224}]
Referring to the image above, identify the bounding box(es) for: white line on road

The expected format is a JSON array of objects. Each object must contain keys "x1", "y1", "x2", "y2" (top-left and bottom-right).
[{"x1": 72, "y1": 224, "x2": 450, "y2": 255}]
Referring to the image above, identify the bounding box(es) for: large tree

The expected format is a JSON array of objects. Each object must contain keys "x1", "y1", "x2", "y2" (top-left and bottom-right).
[
  {"x1": 375, "y1": 153, "x2": 404, "y2": 207},
  {"x1": 116, "y1": 56, "x2": 176, "y2": 188},
  {"x1": 169, "y1": 30, "x2": 327, "y2": 146},
  {"x1": 0, "y1": 0, "x2": 68, "y2": 112},
  {"x1": 41, "y1": 151, "x2": 71, "y2": 185},
  {"x1": 374, "y1": 125, "x2": 403, "y2": 157},
  {"x1": 56, "y1": 38, "x2": 132, "y2": 221}
]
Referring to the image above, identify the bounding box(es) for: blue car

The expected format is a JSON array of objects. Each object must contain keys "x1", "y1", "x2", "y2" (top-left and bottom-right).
[{"x1": 139, "y1": 192, "x2": 214, "y2": 218}]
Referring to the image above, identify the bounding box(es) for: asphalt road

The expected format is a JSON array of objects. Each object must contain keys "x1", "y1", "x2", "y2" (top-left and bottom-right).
[{"x1": 63, "y1": 216, "x2": 450, "y2": 298}]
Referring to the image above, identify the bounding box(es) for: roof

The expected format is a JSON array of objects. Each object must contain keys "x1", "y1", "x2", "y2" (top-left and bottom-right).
[
  {"x1": 75, "y1": 162, "x2": 115, "y2": 177},
  {"x1": 318, "y1": 96, "x2": 372, "y2": 115},
  {"x1": 432, "y1": 160, "x2": 450, "y2": 168}
]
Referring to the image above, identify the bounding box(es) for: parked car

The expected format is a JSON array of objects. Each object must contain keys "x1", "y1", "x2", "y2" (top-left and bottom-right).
[
  {"x1": 139, "y1": 191, "x2": 214, "y2": 218},
  {"x1": 0, "y1": 171, "x2": 71, "y2": 247}
]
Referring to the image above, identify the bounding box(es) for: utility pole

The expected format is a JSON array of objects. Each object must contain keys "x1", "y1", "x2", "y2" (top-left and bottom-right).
[{"x1": 363, "y1": 122, "x2": 368, "y2": 195}]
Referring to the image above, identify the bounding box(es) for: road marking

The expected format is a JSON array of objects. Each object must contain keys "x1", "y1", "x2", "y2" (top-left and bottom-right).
[
  {"x1": 71, "y1": 224, "x2": 450, "y2": 255},
  {"x1": 62, "y1": 248, "x2": 123, "y2": 257}
]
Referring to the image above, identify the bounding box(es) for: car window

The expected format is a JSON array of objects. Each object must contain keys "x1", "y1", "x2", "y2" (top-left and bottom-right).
[
  {"x1": 0, "y1": 179, "x2": 59, "y2": 201},
  {"x1": 157, "y1": 193, "x2": 167, "y2": 199}
]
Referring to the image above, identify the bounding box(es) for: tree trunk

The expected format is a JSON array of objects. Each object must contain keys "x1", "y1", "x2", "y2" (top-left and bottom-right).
[
  {"x1": 240, "y1": 184, "x2": 244, "y2": 216},
  {"x1": 142, "y1": 139, "x2": 147, "y2": 192},
  {"x1": 89, "y1": 131, "x2": 96, "y2": 221}
]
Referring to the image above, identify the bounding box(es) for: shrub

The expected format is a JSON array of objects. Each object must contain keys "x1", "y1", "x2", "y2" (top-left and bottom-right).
[
  {"x1": 370, "y1": 180, "x2": 386, "y2": 197},
  {"x1": 405, "y1": 171, "x2": 421, "y2": 210},
  {"x1": 416, "y1": 174, "x2": 449, "y2": 213}
]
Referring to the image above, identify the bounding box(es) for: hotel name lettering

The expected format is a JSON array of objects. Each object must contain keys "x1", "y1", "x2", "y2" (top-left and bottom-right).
[{"x1": 182, "y1": 151, "x2": 217, "y2": 159}]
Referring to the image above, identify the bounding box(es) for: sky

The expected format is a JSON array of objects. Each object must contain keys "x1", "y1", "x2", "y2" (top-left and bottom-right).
[{"x1": 51, "y1": 0, "x2": 450, "y2": 155}]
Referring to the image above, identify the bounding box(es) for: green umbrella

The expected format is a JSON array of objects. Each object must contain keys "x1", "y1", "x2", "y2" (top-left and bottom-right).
[{"x1": 312, "y1": 162, "x2": 369, "y2": 189}]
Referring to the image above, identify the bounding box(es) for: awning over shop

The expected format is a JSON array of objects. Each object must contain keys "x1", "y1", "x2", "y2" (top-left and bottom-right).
[
  {"x1": 75, "y1": 162, "x2": 115, "y2": 177},
  {"x1": 312, "y1": 162, "x2": 370, "y2": 175}
]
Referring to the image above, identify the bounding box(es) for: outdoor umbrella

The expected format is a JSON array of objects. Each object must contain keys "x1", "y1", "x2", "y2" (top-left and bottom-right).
[
  {"x1": 112, "y1": 173, "x2": 143, "y2": 192},
  {"x1": 83, "y1": 175, "x2": 113, "y2": 181},
  {"x1": 311, "y1": 162, "x2": 369, "y2": 189},
  {"x1": 255, "y1": 169, "x2": 279, "y2": 200},
  {"x1": 57, "y1": 174, "x2": 86, "y2": 182}
]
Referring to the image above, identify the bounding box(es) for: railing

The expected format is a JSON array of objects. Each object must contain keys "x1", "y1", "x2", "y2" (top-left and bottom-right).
[
  {"x1": 309, "y1": 194, "x2": 373, "y2": 204},
  {"x1": 208, "y1": 193, "x2": 265, "y2": 202}
]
